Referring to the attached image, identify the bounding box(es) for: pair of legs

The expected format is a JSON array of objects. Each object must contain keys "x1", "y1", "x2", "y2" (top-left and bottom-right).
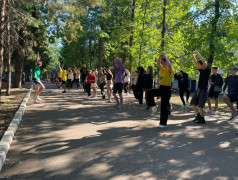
[
  {"x1": 124, "y1": 82, "x2": 129, "y2": 93},
  {"x1": 207, "y1": 89, "x2": 219, "y2": 112},
  {"x1": 91, "y1": 83, "x2": 97, "y2": 97},
  {"x1": 107, "y1": 80, "x2": 112, "y2": 101},
  {"x1": 147, "y1": 86, "x2": 171, "y2": 126},
  {"x1": 138, "y1": 88, "x2": 144, "y2": 104},
  {"x1": 179, "y1": 88, "x2": 190, "y2": 105},
  {"x1": 191, "y1": 88, "x2": 208, "y2": 122},
  {"x1": 222, "y1": 94, "x2": 238, "y2": 114},
  {"x1": 67, "y1": 79, "x2": 73, "y2": 89},
  {"x1": 113, "y1": 83, "x2": 123, "y2": 106},
  {"x1": 100, "y1": 82, "x2": 106, "y2": 99},
  {"x1": 86, "y1": 83, "x2": 91, "y2": 96},
  {"x1": 82, "y1": 77, "x2": 86, "y2": 91},
  {"x1": 62, "y1": 81, "x2": 67, "y2": 92},
  {"x1": 34, "y1": 83, "x2": 45, "y2": 97},
  {"x1": 75, "y1": 79, "x2": 80, "y2": 89}
]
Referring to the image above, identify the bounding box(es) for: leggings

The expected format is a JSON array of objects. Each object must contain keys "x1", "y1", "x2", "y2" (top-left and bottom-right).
[
  {"x1": 124, "y1": 82, "x2": 129, "y2": 93},
  {"x1": 86, "y1": 83, "x2": 91, "y2": 96},
  {"x1": 100, "y1": 82, "x2": 106, "y2": 97},
  {"x1": 147, "y1": 86, "x2": 172, "y2": 125},
  {"x1": 179, "y1": 88, "x2": 190, "y2": 105}
]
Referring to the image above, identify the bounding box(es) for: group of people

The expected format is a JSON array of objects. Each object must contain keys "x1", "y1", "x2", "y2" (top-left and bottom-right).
[{"x1": 31, "y1": 51, "x2": 238, "y2": 133}]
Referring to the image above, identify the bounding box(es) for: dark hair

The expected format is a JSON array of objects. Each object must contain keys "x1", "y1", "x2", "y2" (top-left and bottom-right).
[
  {"x1": 198, "y1": 60, "x2": 203, "y2": 65},
  {"x1": 161, "y1": 57, "x2": 166, "y2": 62},
  {"x1": 212, "y1": 66, "x2": 218, "y2": 70},
  {"x1": 147, "y1": 66, "x2": 153, "y2": 76}
]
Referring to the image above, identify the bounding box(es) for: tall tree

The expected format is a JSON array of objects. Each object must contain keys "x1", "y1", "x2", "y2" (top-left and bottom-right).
[{"x1": 6, "y1": 0, "x2": 11, "y2": 95}]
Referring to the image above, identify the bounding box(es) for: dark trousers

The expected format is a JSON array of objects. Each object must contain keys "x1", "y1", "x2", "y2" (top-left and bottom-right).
[
  {"x1": 124, "y1": 82, "x2": 129, "y2": 93},
  {"x1": 131, "y1": 85, "x2": 138, "y2": 99},
  {"x1": 82, "y1": 77, "x2": 86, "y2": 90},
  {"x1": 67, "y1": 79, "x2": 73, "y2": 88},
  {"x1": 86, "y1": 83, "x2": 91, "y2": 96},
  {"x1": 147, "y1": 86, "x2": 172, "y2": 125},
  {"x1": 179, "y1": 88, "x2": 190, "y2": 105},
  {"x1": 75, "y1": 79, "x2": 80, "y2": 89},
  {"x1": 100, "y1": 82, "x2": 106, "y2": 98},
  {"x1": 138, "y1": 88, "x2": 144, "y2": 104}
]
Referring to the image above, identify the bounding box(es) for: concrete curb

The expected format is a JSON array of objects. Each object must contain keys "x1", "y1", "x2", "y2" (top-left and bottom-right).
[{"x1": 0, "y1": 85, "x2": 33, "y2": 172}]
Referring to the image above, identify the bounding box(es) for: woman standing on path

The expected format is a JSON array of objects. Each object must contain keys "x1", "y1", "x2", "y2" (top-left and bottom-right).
[
  {"x1": 62, "y1": 66, "x2": 67, "y2": 93},
  {"x1": 136, "y1": 66, "x2": 145, "y2": 105},
  {"x1": 143, "y1": 66, "x2": 154, "y2": 109},
  {"x1": 99, "y1": 68, "x2": 106, "y2": 99},
  {"x1": 86, "y1": 70, "x2": 92, "y2": 97},
  {"x1": 112, "y1": 57, "x2": 125, "y2": 109},
  {"x1": 146, "y1": 53, "x2": 175, "y2": 128},
  {"x1": 124, "y1": 69, "x2": 131, "y2": 95},
  {"x1": 32, "y1": 52, "x2": 45, "y2": 103},
  {"x1": 67, "y1": 68, "x2": 74, "y2": 89},
  {"x1": 91, "y1": 70, "x2": 97, "y2": 97},
  {"x1": 74, "y1": 66, "x2": 81, "y2": 89},
  {"x1": 103, "y1": 67, "x2": 113, "y2": 102}
]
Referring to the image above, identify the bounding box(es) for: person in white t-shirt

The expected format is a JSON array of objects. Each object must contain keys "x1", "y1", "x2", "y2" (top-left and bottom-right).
[
  {"x1": 67, "y1": 68, "x2": 74, "y2": 89},
  {"x1": 124, "y1": 69, "x2": 130, "y2": 95}
]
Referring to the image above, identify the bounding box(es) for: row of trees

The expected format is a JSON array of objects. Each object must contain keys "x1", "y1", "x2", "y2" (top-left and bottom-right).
[{"x1": 59, "y1": 0, "x2": 238, "y2": 78}]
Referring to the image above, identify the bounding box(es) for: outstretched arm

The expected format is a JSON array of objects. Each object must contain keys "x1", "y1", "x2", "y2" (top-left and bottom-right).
[
  {"x1": 192, "y1": 51, "x2": 200, "y2": 69},
  {"x1": 163, "y1": 53, "x2": 173, "y2": 73},
  {"x1": 35, "y1": 52, "x2": 40, "y2": 65},
  {"x1": 195, "y1": 50, "x2": 207, "y2": 68}
]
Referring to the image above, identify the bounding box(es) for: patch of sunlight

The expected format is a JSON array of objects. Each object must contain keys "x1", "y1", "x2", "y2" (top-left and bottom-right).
[
  {"x1": 122, "y1": 137, "x2": 141, "y2": 148},
  {"x1": 219, "y1": 141, "x2": 230, "y2": 149},
  {"x1": 213, "y1": 177, "x2": 229, "y2": 180},
  {"x1": 178, "y1": 167, "x2": 210, "y2": 180},
  {"x1": 168, "y1": 159, "x2": 185, "y2": 167},
  {"x1": 82, "y1": 163, "x2": 112, "y2": 178},
  {"x1": 132, "y1": 171, "x2": 157, "y2": 180},
  {"x1": 110, "y1": 175, "x2": 131, "y2": 180},
  {"x1": 192, "y1": 150, "x2": 205, "y2": 156}
]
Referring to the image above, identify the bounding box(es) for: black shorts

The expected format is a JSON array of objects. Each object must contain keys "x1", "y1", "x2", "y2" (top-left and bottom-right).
[
  {"x1": 208, "y1": 89, "x2": 220, "y2": 99},
  {"x1": 190, "y1": 88, "x2": 208, "y2": 108},
  {"x1": 227, "y1": 94, "x2": 238, "y2": 103},
  {"x1": 58, "y1": 78, "x2": 62, "y2": 82},
  {"x1": 113, "y1": 83, "x2": 123, "y2": 94},
  {"x1": 62, "y1": 80, "x2": 66, "y2": 85},
  {"x1": 33, "y1": 78, "x2": 42, "y2": 85}
]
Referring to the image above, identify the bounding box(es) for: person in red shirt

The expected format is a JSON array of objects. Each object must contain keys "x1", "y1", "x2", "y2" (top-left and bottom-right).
[
  {"x1": 86, "y1": 70, "x2": 92, "y2": 96},
  {"x1": 91, "y1": 70, "x2": 97, "y2": 97}
]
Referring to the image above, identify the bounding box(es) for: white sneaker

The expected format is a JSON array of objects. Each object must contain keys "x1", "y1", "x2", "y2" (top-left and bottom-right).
[
  {"x1": 34, "y1": 99, "x2": 40, "y2": 104},
  {"x1": 158, "y1": 125, "x2": 168, "y2": 128},
  {"x1": 37, "y1": 96, "x2": 41, "y2": 101},
  {"x1": 181, "y1": 105, "x2": 186, "y2": 109},
  {"x1": 186, "y1": 100, "x2": 190, "y2": 104},
  {"x1": 108, "y1": 99, "x2": 112, "y2": 103},
  {"x1": 211, "y1": 111, "x2": 216, "y2": 115},
  {"x1": 205, "y1": 110, "x2": 211, "y2": 114}
]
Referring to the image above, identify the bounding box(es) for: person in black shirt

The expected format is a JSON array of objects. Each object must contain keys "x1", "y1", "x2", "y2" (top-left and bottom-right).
[
  {"x1": 207, "y1": 66, "x2": 223, "y2": 114},
  {"x1": 103, "y1": 67, "x2": 113, "y2": 102},
  {"x1": 222, "y1": 66, "x2": 238, "y2": 120},
  {"x1": 135, "y1": 66, "x2": 145, "y2": 105},
  {"x1": 174, "y1": 70, "x2": 190, "y2": 108},
  {"x1": 143, "y1": 66, "x2": 154, "y2": 109},
  {"x1": 191, "y1": 50, "x2": 211, "y2": 124},
  {"x1": 80, "y1": 64, "x2": 88, "y2": 92}
]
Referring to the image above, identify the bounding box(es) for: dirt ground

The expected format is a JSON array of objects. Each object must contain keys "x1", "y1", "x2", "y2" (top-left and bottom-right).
[{"x1": 0, "y1": 82, "x2": 31, "y2": 140}]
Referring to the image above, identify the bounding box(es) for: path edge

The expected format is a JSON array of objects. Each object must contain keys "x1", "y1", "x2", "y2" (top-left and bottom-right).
[{"x1": 0, "y1": 85, "x2": 33, "y2": 172}]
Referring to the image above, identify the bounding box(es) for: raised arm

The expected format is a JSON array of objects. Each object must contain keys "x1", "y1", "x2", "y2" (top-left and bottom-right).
[
  {"x1": 195, "y1": 50, "x2": 207, "y2": 68},
  {"x1": 192, "y1": 51, "x2": 200, "y2": 69},
  {"x1": 163, "y1": 53, "x2": 173, "y2": 73},
  {"x1": 157, "y1": 54, "x2": 163, "y2": 68},
  {"x1": 35, "y1": 52, "x2": 40, "y2": 65},
  {"x1": 118, "y1": 59, "x2": 125, "y2": 72}
]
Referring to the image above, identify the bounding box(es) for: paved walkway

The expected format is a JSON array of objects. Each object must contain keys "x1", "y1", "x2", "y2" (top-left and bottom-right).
[{"x1": 0, "y1": 81, "x2": 238, "y2": 180}]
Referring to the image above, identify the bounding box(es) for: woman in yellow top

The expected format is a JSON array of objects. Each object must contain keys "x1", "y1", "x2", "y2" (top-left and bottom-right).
[
  {"x1": 147, "y1": 53, "x2": 175, "y2": 128},
  {"x1": 62, "y1": 67, "x2": 67, "y2": 93},
  {"x1": 57, "y1": 63, "x2": 63, "y2": 88}
]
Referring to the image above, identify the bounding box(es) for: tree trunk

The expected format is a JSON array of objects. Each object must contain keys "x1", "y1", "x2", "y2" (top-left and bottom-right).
[
  {"x1": 161, "y1": 0, "x2": 167, "y2": 51},
  {"x1": 0, "y1": 0, "x2": 7, "y2": 102},
  {"x1": 138, "y1": 0, "x2": 148, "y2": 65},
  {"x1": 129, "y1": 0, "x2": 135, "y2": 72},
  {"x1": 6, "y1": 0, "x2": 11, "y2": 95},
  {"x1": 13, "y1": 50, "x2": 24, "y2": 88},
  {"x1": 208, "y1": 0, "x2": 220, "y2": 66},
  {"x1": 99, "y1": 22, "x2": 104, "y2": 68}
]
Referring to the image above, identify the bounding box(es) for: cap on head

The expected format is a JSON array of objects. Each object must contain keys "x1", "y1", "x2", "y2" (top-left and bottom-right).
[{"x1": 231, "y1": 66, "x2": 238, "y2": 71}]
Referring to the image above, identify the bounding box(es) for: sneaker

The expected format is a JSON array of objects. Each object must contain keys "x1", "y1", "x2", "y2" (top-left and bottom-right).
[
  {"x1": 194, "y1": 117, "x2": 206, "y2": 124},
  {"x1": 34, "y1": 99, "x2": 40, "y2": 104},
  {"x1": 158, "y1": 125, "x2": 168, "y2": 128},
  {"x1": 211, "y1": 111, "x2": 216, "y2": 115},
  {"x1": 186, "y1": 100, "x2": 190, "y2": 104},
  {"x1": 193, "y1": 114, "x2": 201, "y2": 122},
  {"x1": 205, "y1": 110, "x2": 211, "y2": 114},
  {"x1": 37, "y1": 96, "x2": 41, "y2": 101},
  {"x1": 230, "y1": 112, "x2": 238, "y2": 121},
  {"x1": 116, "y1": 104, "x2": 122, "y2": 109},
  {"x1": 181, "y1": 105, "x2": 186, "y2": 109},
  {"x1": 108, "y1": 99, "x2": 112, "y2": 103},
  {"x1": 62, "y1": 91, "x2": 66, "y2": 93},
  {"x1": 151, "y1": 106, "x2": 157, "y2": 113}
]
